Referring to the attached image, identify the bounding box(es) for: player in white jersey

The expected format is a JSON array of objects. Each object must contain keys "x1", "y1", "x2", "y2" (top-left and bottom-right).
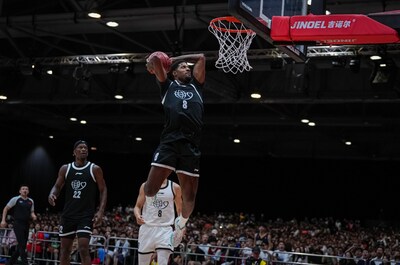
[{"x1": 134, "y1": 179, "x2": 182, "y2": 265}]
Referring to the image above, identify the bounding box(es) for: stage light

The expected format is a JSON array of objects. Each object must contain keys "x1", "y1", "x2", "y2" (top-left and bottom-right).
[
  {"x1": 31, "y1": 64, "x2": 43, "y2": 79},
  {"x1": 332, "y1": 57, "x2": 346, "y2": 68},
  {"x1": 88, "y1": 12, "x2": 101, "y2": 19},
  {"x1": 370, "y1": 58, "x2": 397, "y2": 89},
  {"x1": 370, "y1": 55, "x2": 382, "y2": 61},
  {"x1": 250, "y1": 87, "x2": 261, "y2": 99},
  {"x1": 349, "y1": 57, "x2": 361, "y2": 73},
  {"x1": 19, "y1": 63, "x2": 42, "y2": 79},
  {"x1": 109, "y1": 64, "x2": 120, "y2": 73},
  {"x1": 73, "y1": 64, "x2": 92, "y2": 95},
  {"x1": 250, "y1": 92, "x2": 261, "y2": 99},
  {"x1": 73, "y1": 64, "x2": 85, "y2": 80},
  {"x1": 124, "y1": 63, "x2": 135, "y2": 77},
  {"x1": 86, "y1": 0, "x2": 102, "y2": 19},
  {"x1": 106, "y1": 21, "x2": 119, "y2": 27},
  {"x1": 19, "y1": 64, "x2": 34, "y2": 75}
]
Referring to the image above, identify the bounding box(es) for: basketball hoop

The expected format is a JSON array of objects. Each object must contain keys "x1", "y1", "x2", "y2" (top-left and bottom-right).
[{"x1": 208, "y1": 16, "x2": 256, "y2": 74}]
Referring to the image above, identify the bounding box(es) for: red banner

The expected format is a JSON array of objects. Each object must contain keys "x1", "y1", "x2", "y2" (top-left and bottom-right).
[{"x1": 271, "y1": 14, "x2": 400, "y2": 45}]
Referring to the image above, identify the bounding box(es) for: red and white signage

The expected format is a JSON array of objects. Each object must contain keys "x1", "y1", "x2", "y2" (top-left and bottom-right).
[{"x1": 271, "y1": 14, "x2": 400, "y2": 45}]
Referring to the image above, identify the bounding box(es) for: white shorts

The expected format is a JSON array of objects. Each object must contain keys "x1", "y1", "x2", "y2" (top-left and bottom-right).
[{"x1": 138, "y1": 225, "x2": 173, "y2": 254}]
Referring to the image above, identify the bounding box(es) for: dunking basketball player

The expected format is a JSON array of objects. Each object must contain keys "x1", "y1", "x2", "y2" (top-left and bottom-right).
[{"x1": 145, "y1": 52, "x2": 206, "y2": 247}]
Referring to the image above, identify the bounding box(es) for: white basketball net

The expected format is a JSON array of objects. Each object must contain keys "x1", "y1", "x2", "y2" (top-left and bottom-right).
[{"x1": 209, "y1": 17, "x2": 256, "y2": 74}]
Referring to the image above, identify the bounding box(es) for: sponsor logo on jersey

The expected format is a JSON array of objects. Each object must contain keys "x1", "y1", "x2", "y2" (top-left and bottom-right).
[
  {"x1": 71, "y1": 180, "x2": 87, "y2": 190},
  {"x1": 174, "y1": 90, "x2": 193, "y2": 100}
]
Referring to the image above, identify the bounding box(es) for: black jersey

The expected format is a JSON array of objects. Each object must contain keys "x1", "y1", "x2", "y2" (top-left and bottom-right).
[
  {"x1": 62, "y1": 161, "x2": 98, "y2": 220},
  {"x1": 6, "y1": 196, "x2": 34, "y2": 224},
  {"x1": 158, "y1": 78, "x2": 204, "y2": 146}
]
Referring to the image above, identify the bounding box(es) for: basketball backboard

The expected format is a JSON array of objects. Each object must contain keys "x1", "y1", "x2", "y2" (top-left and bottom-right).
[{"x1": 229, "y1": 0, "x2": 308, "y2": 62}]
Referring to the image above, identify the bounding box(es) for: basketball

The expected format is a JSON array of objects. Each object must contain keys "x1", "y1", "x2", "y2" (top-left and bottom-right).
[{"x1": 147, "y1": 51, "x2": 172, "y2": 72}]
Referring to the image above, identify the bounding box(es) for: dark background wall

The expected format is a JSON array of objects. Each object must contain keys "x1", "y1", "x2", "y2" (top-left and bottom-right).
[{"x1": 1, "y1": 134, "x2": 398, "y2": 222}]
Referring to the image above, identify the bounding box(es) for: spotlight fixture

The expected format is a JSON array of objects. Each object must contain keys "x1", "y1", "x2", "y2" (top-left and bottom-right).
[
  {"x1": 250, "y1": 87, "x2": 261, "y2": 99},
  {"x1": 109, "y1": 64, "x2": 120, "y2": 74},
  {"x1": 73, "y1": 64, "x2": 92, "y2": 95},
  {"x1": 86, "y1": 0, "x2": 102, "y2": 19},
  {"x1": 331, "y1": 57, "x2": 346, "y2": 68},
  {"x1": 370, "y1": 58, "x2": 397, "y2": 89},
  {"x1": 73, "y1": 64, "x2": 90, "y2": 80},
  {"x1": 308, "y1": 122, "x2": 316, "y2": 126},
  {"x1": 88, "y1": 12, "x2": 101, "y2": 19},
  {"x1": 19, "y1": 64, "x2": 34, "y2": 76},
  {"x1": 32, "y1": 64, "x2": 42, "y2": 79},
  {"x1": 124, "y1": 63, "x2": 135, "y2": 77},
  {"x1": 106, "y1": 21, "x2": 119, "y2": 27},
  {"x1": 20, "y1": 63, "x2": 42, "y2": 78},
  {"x1": 370, "y1": 55, "x2": 382, "y2": 61},
  {"x1": 349, "y1": 57, "x2": 361, "y2": 73}
]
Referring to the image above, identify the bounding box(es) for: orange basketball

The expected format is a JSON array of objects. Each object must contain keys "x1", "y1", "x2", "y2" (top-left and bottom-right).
[{"x1": 147, "y1": 51, "x2": 171, "y2": 72}]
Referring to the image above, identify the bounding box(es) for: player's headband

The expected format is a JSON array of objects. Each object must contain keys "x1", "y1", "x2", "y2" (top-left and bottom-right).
[{"x1": 73, "y1": 140, "x2": 88, "y2": 149}]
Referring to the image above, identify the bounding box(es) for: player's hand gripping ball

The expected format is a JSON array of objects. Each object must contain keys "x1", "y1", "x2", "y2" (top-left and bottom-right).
[{"x1": 146, "y1": 51, "x2": 172, "y2": 74}]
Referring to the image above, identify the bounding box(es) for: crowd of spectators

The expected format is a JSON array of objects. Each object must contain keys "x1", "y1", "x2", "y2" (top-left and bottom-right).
[{"x1": 1, "y1": 205, "x2": 400, "y2": 265}]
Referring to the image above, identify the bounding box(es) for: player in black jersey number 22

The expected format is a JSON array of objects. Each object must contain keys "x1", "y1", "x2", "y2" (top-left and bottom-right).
[{"x1": 48, "y1": 140, "x2": 107, "y2": 265}]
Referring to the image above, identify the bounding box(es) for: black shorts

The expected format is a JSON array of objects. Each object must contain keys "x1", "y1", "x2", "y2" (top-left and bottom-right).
[
  {"x1": 59, "y1": 216, "x2": 93, "y2": 239},
  {"x1": 151, "y1": 140, "x2": 201, "y2": 177}
]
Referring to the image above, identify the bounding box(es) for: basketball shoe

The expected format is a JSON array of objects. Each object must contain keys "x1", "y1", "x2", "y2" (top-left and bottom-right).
[{"x1": 172, "y1": 216, "x2": 186, "y2": 247}]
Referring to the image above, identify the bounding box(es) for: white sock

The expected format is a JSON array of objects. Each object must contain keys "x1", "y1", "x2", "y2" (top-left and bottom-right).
[{"x1": 177, "y1": 216, "x2": 188, "y2": 229}]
